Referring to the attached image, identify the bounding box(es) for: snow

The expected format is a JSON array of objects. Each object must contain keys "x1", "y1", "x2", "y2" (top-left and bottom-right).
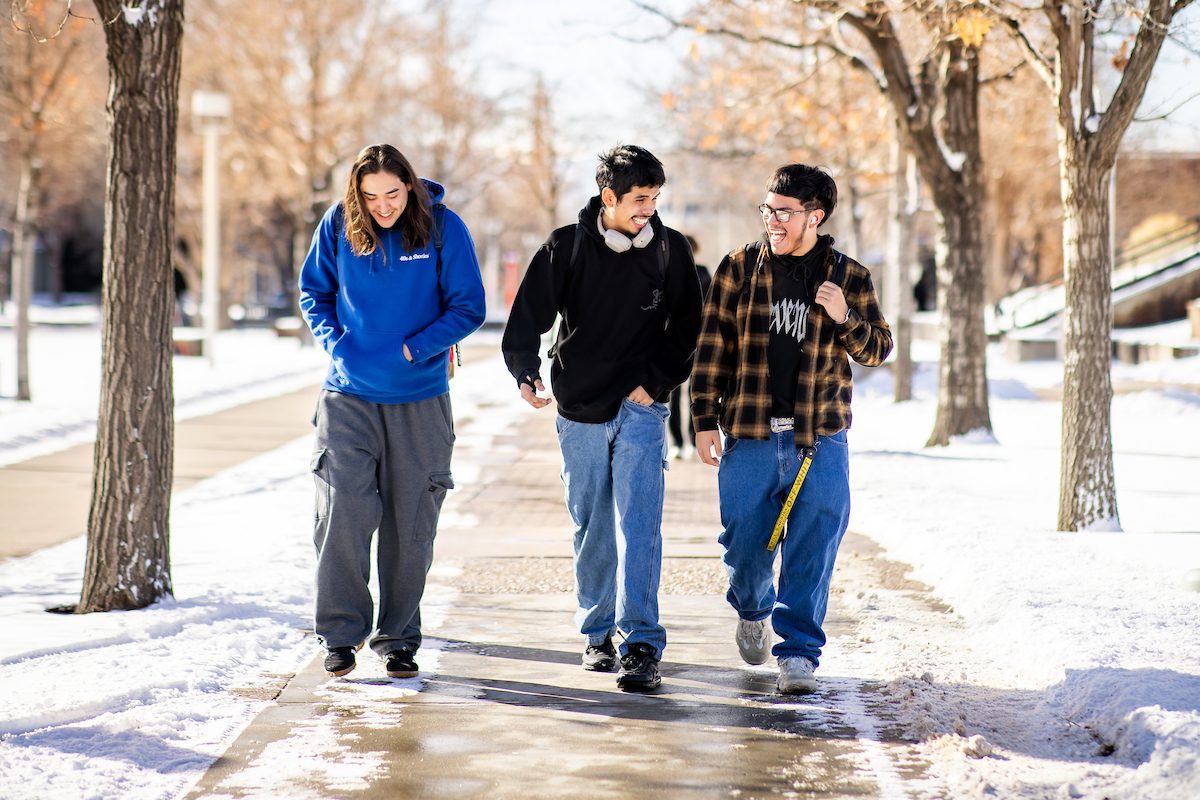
[
  {"x1": 0, "y1": 307, "x2": 329, "y2": 467},
  {"x1": 120, "y1": 2, "x2": 162, "y2": 28},
  {"x1": 989, "y1": 248, "x2": 1200, "y2": 337},
  {"x1": 2, "y1": 304, "x2": 1199, "y2": 799},
  {"x1": 121, "y1": 5, "x2": 148, "y2": 27},
  {"x1": 836, "y1": 349, "x2": 1200, "y2": 798}
]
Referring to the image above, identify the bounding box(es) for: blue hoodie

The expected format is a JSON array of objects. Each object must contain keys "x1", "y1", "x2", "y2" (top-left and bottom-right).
[{"x1": 298, "y1": 179, "x2": 486, "y2": 404}]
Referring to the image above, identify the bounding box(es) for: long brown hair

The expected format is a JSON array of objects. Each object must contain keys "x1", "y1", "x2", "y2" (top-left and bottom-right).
[{"x1": 342, "y1": 144, "x2": 434, "y2": 257}]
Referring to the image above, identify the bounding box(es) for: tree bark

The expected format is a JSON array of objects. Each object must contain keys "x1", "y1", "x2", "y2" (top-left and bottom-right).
[
  {"x1": 1027, "y1": 0, "x2": 1181, "y2": 531},
  {"x1": 843, "y1": 11, "x2": 993, "y2": 444},
  {"x1": 886, "y1": 127, "x2": 915, "y2": 403},
  {"x1": 920, "y1": 41, "x2": 991, "y2": 445},
  {"x1": 925, "y1": 198, "x2": 990, "y2": 444},
  {"x1": 1056, "y1": 147, "x2": 1119, "y2": 531},
  {"x1": 11, "y1": 158, "x2": 39, "y2": 402},
  {"x1": 843, "y1": 174, "x2": 862, "y2": 259},
  {"x1": 77, "y1": 1, "x2": 184, "y2": 612}
]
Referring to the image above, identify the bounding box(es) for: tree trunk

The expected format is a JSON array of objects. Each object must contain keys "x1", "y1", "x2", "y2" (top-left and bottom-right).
[
  {"x1": 922, "y1": 41, "x2": 991, "y2": 445},
  {"x1": 1057, "y1": 148, "x2": 1119, "y2": 532},
  {"x1": 886, "y1": 129, "x2": 915, "y2": 403},
  {"x1": 0, "y1": 236, "x2": 9, "y2": 316},
  {"x1": 77, "y1": 1, "x2": 185, "y2": 613},
  {"x1": 11, "y1": 158, "x2": 39, "y2": 402},
  {"x1": 843, "y1": 174, "x2": 862, "y2": 259},
  {"x1": 925, "y1": 196, "x2": 990, "y2": 445},
  {"x1": 847, "y1": 13, "x2": 994, "y2": 443}
]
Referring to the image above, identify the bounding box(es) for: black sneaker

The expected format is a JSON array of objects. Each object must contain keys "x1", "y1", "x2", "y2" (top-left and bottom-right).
[
  {"x1": 324, "y1": 646, "x2": 356, "y2": 677},
  {"x1": 616, "y1": 642, "x2": 661, "y2": 692},
  {"x1": 582, "y1": 637, "x2": 617, "y2": 672},
  {"x1": 385, "y1": 648, "x2": 419, "y2": 678}
]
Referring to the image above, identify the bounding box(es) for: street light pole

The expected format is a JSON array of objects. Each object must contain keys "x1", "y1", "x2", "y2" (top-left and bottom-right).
[{"x1": 191, "y1": 90, "x2": 231, "y2": 365}]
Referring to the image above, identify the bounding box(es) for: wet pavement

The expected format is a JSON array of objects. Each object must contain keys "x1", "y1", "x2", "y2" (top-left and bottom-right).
[{"x1": 185, "y1": 366, "x2": 941, "y2": 799}]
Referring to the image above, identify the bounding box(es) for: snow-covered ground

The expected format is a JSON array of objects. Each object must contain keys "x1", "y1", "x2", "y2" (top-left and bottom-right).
[
  {"x1": 840, "y1": 338, "x2": 1200, "y2": 799},
  {"x1": 1, "y1": 305, "x2": 1198, "y2": 799},
  {"x1": 0, "y1": 301, "x2": 330, "y2": 467}
]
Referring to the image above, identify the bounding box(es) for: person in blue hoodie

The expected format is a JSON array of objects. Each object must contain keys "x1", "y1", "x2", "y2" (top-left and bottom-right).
[{"x1": 299, "y1": 143, "x2": 486, "y2": 680}]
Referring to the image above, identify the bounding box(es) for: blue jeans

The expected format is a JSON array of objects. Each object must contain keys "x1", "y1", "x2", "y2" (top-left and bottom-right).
[
  {"x1": 717, "y1": 429, "x2": 850, "y2": 667},
  {"x1": 556, "y1": 399, "x2": 669, "y2": 657}
]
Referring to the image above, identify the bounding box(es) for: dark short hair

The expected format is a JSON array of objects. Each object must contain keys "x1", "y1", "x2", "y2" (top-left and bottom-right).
[
  {"x1": 767, "y1": 164, "x2": 837, "y2": 227},
  {"x1": 595, "y1": 144, "x2": 666, "y2": 200}
]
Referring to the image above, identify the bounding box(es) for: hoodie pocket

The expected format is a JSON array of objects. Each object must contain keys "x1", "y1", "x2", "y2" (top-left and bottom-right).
[
  {"x1": 412, "y1": 471, "x2": 454, "y2": 542},
  {"x1": 331, "y1": 329, "x2": 413, "y2": 394}
]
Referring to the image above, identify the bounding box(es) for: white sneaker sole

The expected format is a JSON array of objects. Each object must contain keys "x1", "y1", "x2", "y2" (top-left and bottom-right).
[{"x1": 777, "y1": 678, "x2": 818, "y2": 694}]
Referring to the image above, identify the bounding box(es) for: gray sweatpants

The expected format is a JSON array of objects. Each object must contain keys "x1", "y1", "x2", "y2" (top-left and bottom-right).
[{"x1": 310, "y1": 389, "x2": 455, "y2": 656}]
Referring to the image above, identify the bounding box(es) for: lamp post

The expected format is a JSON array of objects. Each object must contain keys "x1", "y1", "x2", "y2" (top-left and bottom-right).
[{"x1": 191, "y1": 90, "x2": 231, "y2": 365}]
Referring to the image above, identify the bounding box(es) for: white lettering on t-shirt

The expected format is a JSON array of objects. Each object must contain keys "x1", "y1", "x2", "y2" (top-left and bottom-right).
[{"x1": 770, "y1": 299, "x2": 809, "y2": 343}]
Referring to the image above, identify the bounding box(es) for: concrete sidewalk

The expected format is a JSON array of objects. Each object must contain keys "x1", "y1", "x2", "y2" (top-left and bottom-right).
[
  {"x1": 183, "y1": 389, "x2": 938, "y2": 798},
  {"x1": 0, "y1": 385, "x2": 320, "y2": 560}
]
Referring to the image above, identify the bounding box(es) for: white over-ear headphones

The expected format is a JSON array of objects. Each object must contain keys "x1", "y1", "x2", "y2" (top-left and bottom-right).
[{"x1": 598, "y1": 211, "x2": 655, "y2": 253}]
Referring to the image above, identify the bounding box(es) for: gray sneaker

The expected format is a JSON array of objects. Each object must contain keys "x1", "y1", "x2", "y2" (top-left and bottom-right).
[
  {"x1": 735, "y1": 618, "x2": 771, "y2": 665},
  {"x1": 777, "y1": 656, "x2": 818, "y2": 694}
]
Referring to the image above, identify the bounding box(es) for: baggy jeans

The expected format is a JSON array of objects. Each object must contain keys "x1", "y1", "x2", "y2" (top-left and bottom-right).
[
  {"x1": 556, "y1": 399, "x2": 669, "y2": 657},
  {"x1": 310, "y1": 389, "x2": 455, "y2": 657},
  {"x1": 717, "y1": 429, "x2": 850, "y2": 667}
]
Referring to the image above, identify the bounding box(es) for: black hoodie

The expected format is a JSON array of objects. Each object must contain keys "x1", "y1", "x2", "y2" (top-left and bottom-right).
[{"x1": 502, "y1": 195, "x2": 704, "y2": 423}]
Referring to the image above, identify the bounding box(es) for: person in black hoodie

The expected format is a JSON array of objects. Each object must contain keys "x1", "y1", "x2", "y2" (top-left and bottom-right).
[{"x1": 502, "y1": 145, "x2": 702, "y2": 692}]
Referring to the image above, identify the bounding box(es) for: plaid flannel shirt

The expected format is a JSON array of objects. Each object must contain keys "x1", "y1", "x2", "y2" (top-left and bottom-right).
[{"x1": 690, "y1": 241, "x2": 892, "y2": 448}]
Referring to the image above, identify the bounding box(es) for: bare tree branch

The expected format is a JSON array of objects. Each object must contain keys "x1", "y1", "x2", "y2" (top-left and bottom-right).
[
  {"x1": 9, "y1": 0, "x2": 75, "y2": 41},
  {"x1": 32, "y1": 35, "x2": 79, "y2": 113},
  {"x1": 632, "y1": 0, "x2": 885, "y2": 87},
  {"x1": 980, "y1": 58, "x2": 1029, "y2": 85},
  {"x1": 1134, "y1": 88, "x2": 1200, "y2": 121},
  {"x1": 1096, "y1": 0, "x2": 1177, "y2": 163},
  {"x1": 996, "y1": 10, "x2": 1056, "y2": 87}
]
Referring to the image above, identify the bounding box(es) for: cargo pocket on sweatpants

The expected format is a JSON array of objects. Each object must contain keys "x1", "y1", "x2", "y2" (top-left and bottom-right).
[
  {"x1": 311, "y1": 448, "x2": 330, "y2": 520},
  {"x1": 413, "y1": 471, "x2": 454, "y2": 541}
]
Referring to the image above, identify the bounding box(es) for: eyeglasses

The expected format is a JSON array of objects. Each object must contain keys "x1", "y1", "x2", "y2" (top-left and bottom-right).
[{"x1": 757, "y1": 203, "x2": 811, "y2": 223}]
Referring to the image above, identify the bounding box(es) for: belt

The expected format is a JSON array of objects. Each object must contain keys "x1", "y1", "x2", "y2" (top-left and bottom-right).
[{"x1": 770, "y1": 417, "x2": 794, "y2": 433}]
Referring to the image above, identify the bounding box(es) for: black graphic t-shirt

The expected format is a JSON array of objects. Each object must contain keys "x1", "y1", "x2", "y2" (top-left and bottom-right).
[{"x1": 767, "y1": 240, "x2": 829, "y2": 417}]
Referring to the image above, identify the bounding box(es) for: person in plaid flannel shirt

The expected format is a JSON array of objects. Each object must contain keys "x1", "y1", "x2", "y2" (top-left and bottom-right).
[{"x1": 690, "y1": 164, "x2": 892, "y2": 694}]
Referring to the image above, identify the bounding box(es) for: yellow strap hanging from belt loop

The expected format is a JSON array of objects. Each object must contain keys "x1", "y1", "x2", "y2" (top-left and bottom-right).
[{"x1": 766, "y1": 449, "x2": 814, "y2": 551}]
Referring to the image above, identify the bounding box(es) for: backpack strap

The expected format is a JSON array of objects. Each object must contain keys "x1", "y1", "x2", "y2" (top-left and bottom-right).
[
  {"x1": 829, "y1": 250, "x2": 846, "y2": 286},
  {"x1": 430, "y1": 202, "x2": 460, "y2": 371},
  {"x1": 657, "y1": 229, "x2": 670, "y2": 281},
  {"x1": 432, "y1": 202, "x2": 446, "y2": 280},
  {"x1": 544, "y1": 225, "x2": 578, "y2": 366},
  {"x1": 568, "y1": 223, "x2": 581, "y2": 270},
  {"x1": 742, "y1": 241, "x2": 763, "y2": 297}
]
